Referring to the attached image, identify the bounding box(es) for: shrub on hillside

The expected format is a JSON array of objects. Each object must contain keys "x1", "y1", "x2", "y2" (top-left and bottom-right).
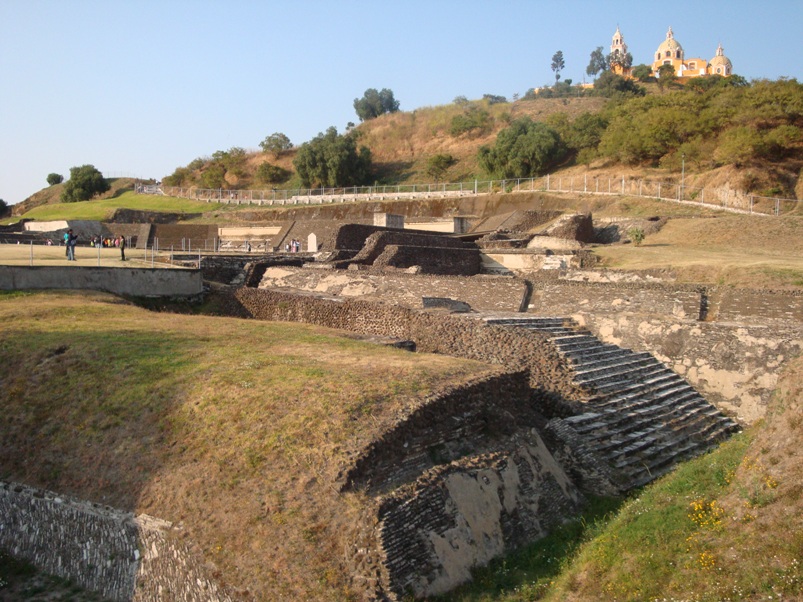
[
  {"x1": 450, "y1": 106, "x2": 492, "y2": 137},
  {"x1": 293, "y1": 126, "x2": 372, "y2": 188},
  {"x1": 256, "y1": 162, "x2": 292, "y2": 184},
  {"x1": 60, "y1": 165, "x2": 110, "y2": 203},
  {"x1": 425, "y1": 154, "x2": 456, "y2": 181},
  {"x1": 478, "y1": 118, "x2": 567, "y2": 178},
  {"x1": 46, "y1": 173, "x2": 64, "y2": 186}
]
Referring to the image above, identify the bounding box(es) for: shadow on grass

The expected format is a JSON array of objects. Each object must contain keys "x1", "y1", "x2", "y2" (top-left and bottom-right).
[{"x1": 431, "y1": 495, "x2": 624, "y2": 601}]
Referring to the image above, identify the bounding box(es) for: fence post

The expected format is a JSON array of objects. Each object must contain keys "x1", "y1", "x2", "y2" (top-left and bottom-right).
[
  {"x1": 621, "y1": 176, "x2": 625, "y2": 194},
  {"x1": 546, "y1": 174, "x2": 550, "y2": 191}
]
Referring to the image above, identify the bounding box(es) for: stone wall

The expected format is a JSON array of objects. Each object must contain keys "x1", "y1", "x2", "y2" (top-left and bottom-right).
[
  {"x1": 0, "y1": 266, "x2": 203, "y2": 297},
  {"x1": 150, "y1": 224, "x2": 219, "y2": 249},
  {"x1": 525, "y1": 279, "x2": 803, "y2": 423},
  {"x1": 582, "y1": 315, "x2": 802, "y2": 423},
  {"x1": 341, "y1": 371, "x2": 536, "y2": 493},
  {"x1": 372, "y1": 245, "x2": 481, "y2": 275},
  {"x1": 375, "y1": 434, "x2": 583, "y2": 598},
  {"x1": 0, "y1": 481, "x2": 232, "y2": 602},
  {"x1": 257, "y1": 266, "x2": 529, "y2": 312}
]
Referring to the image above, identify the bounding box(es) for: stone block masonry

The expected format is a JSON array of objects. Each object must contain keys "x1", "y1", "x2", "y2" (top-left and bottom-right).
[
  {"x1": 256, "y1": 266, "x2": 526, "y2": 312},
  {"x1": 0, "y1": 481, "x2": 233, "y2": 602}
]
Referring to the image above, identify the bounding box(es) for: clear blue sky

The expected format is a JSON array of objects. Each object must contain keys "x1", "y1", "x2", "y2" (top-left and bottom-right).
[{"x1": 2, "y1": 0, "x2": 801, "y2": 206}]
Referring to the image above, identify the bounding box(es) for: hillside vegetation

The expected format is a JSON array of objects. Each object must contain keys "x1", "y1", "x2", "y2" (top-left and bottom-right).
[{"x1": 158, "y1": 78, "x2": 803, "y2": 199}]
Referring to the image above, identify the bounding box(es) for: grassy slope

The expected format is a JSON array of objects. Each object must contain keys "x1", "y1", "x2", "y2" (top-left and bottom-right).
[
  {"x1": 18, "y1": 190, "x2": 224, "y2": 222},
  {"x1": 0, "y1": 291, "x2": 495, "y2": 600}
]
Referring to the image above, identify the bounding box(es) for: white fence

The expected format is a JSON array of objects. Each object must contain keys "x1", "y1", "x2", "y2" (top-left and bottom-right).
[{"x1": 148, "y1": 175, "x2": 800, "y2": 217}]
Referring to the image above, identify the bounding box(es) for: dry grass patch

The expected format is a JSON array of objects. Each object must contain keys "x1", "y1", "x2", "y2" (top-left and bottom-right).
[
  {"x1": 592, "y1": 214, "x2": 803, "y2": 288},
  {"x1": 0, "y1": 290, "x2": 494, "y2": 600}
]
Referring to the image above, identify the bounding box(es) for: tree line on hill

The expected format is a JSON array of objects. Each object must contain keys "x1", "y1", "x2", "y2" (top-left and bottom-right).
[{"x1": 49, "y1": 77, "x2": 800, "y2": 203}]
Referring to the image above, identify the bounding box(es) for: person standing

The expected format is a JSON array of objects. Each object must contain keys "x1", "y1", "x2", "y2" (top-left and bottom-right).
[
  {"x1": 120, "y1": 235, "x2": 126, "y2": 261},
  {"x1": 66, "y1": 229, "x2": 78, "y2": 261}
]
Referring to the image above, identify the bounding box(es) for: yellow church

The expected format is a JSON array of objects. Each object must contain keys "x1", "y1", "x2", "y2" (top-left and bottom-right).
[{"x1": 611, "y1": 25, "x2": 734, "y2": 79}]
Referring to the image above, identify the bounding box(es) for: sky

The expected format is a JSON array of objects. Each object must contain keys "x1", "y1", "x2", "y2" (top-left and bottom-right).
[{"x1": 1, "y1": 0, "x2": 802, "y2": 206}]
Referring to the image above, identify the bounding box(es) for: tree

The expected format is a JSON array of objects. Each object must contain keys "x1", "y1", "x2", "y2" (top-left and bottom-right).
[
  {"x1": 256, "y1": 162, "x2": 292, "y2": 184},
  {"x1": 293, "y1": 126, "x2": 372, "y2": 188},
  {"x1": 425, "y1": 154, "x2": 456, "y2": 181},
  {"x1": 60, "y1": 165, "x2": 110, "y2": 203},
  {"x1": 353, "y1": 88, "x2": 400, "y2": 122},
  {"x1": 593, "y1": 70, "x2": 646, "y2": 98},
  {"x1": 551, "y1": 50, "x2": 565, "y2": 83},
  {"x1": 0, "y1": 199, "x2": 7, "y2": 215},
  {"x1": 478, "y1": 117, "x2": 566, "y2": 178},
  {"x1": 608, "y1": 50, "x2": 633, "y2": 72},
  {"x1": 200, "y1": 164, "x2": 226, "y2": 189},
  {"x1": 259, "y1": 132, "x2": 292, "y2": 158},
  {"x1": 46, "y1": 173, "x2": 64, "y2": 186},
  {"x1": 453, "y1": 95, "x2": 469, "y2": 107},
  {"x1": 631, "y1": 64, "x2": 653, "y2": 82},
  {"x1": 482, "y1": 94, "x2": 507, "y2": 105},
  {"x1": 656, "y1": 64, "x2": 677, "y2": 92},
  {"x1": 586, "y1": 47, "x2": 608, "y2": 80}
]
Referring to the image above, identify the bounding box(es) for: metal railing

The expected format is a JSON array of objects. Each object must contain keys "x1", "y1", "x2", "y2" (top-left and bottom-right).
[{"x1": 149, "y1": 175, "x2": 800, "y2": 217}]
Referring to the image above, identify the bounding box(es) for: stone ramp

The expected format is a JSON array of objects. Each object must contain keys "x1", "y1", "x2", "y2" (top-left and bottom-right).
[{"x1": 484, "y1": 316, "x2": 739, "y2": 493}]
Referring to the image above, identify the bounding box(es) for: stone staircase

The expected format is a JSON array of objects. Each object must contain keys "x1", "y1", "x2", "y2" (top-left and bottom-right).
[{"x1": 484, "y1": 316, "x2": 739, "y2": 492}]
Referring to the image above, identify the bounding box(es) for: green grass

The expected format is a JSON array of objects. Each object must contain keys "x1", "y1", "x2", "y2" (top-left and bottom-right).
[{"x1": 20, "y1": 191, "x2": 224, "y2": 221}]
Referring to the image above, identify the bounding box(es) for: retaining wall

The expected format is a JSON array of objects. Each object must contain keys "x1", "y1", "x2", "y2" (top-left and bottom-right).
[
  {"x1": 0, "y1": 481, "x2": 232, "y2": 601},
  {"x1": 526, "y1": 279, "x2": 803, "y2": 423},
  {"x1": 257, "y1": 266, "x2": 528, "y2": 312},
  {"x1": 0, "y1": 266, "x2": 203, "y2": 297}
]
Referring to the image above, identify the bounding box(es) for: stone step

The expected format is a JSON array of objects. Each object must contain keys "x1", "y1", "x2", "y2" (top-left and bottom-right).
[
  {"x1": 563, "y1": 346, "x2": 635, "y2": 364},
  {"x1": 610, "y1": 412, "x2": 735, "y2": 474},
  {"x1": 620, "y1": 418, "x2": 738, "y2": 489},
  {"x1": 574, "y1": 391, "x2": 706, "y2": 441},
  {"x1": 551, "y1": 333, "x2": 599, "y2": 346},
  {"x1": 591, "y1": 379, "x2": 696, "y2": 412},
  {"x1": 577, "y1": 364, "x2": 673, "y2": 393},
  {"x1": 553, "y1": 338, "x2": 618, "y2": 354},
  {"x1": 485, "y1": 317, "x2": 568, "y2": 329},
  {"x1": 590, "y1": 371, "x2": 683, "y2": 400},
  {"x1": 591, "y1": 397, "x2": 713, "y2": 456},
  {"x1": 574, "y1": 354, "x2": 662, "y2": 381},
  {"x1": 570, "y1": 351, "x2": 656, "y2": 374}
]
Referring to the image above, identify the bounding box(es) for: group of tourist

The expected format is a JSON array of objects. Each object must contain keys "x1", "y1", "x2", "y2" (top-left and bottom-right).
[
  {"x1": 59, "y1": 232, "x2": 127, "y2": 261},
  {"x1": 89, "y1": 236, "x2": 125, "y2": 249},
  {"x1": 285, "y1": 239, "x2": 302, "y2": 252}
]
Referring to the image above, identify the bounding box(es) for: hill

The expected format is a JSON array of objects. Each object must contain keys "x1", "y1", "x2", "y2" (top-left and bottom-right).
[{"x1": 156, "y1": 79, "x2": 802, "y2": 199}]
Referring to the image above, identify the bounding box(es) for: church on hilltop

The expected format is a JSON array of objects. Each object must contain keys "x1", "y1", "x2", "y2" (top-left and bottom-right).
[{"x1": 611, "y1": 25, "x2": 733, "y2": 79}]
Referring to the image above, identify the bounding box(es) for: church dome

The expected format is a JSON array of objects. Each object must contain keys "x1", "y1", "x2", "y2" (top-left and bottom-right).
[
  {"x1": 656, "y1": 26, "x2": 684, "y2": 60},
  {"x1": 709, "y1": 43, "x2": 732, "y2": 74}
]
